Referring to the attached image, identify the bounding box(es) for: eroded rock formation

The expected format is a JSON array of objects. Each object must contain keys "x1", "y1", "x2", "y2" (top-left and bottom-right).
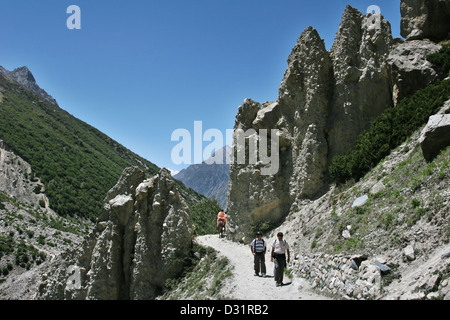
[
  {"x1": 226, "y1": 5, "x2": 447, "y2": 242},
  {"x1": 38, "y1": 167, "x2": 194, "y2": 300}
]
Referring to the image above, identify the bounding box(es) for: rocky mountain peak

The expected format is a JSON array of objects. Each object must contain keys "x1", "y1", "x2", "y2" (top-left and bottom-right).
[
  {"x1": 0, "y1": 65, "x2": 58, "y2": 105},
  {"x1": 11, "y1": 66, "x2": 36, "y2": 83}
]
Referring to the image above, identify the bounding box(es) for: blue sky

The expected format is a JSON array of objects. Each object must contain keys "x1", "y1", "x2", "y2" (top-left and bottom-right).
[{"x1": 0, "y1": 0, "x2": 401, "y2": 173}]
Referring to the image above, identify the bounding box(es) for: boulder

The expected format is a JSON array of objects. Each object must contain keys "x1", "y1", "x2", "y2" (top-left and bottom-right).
[
  {"x1": 442, "y1": 249, "x2": 450, "y2": 259},
  {"x1": 404, "y1": 244, "x2": 416, "y2": 261},
  {"x1": 420, "y1": 274, "x2": 441, "y2": 292},
  {"x1": 419, "y1": 113, "x2": 450, "y2": 161},
  {"x1": 342, "y1": 229, "x2": 351, "y2": 239},
  {"x1": 352, "y1": 195, "x2": 369, "y2": 208},
  {"x1": 400, "y1": 0, "x2": 450, "y2": 41},
  {"x1": 370, "y1": 181, "x2": 386, "y2": 195},
  {"x1": 373, "y1": 261, "x2": 391, "y2": 275}
]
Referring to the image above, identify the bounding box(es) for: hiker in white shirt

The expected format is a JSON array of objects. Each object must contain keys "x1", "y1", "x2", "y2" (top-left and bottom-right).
[{"x1": 270, "y1": 232, "x2": 290, "y2": 287}]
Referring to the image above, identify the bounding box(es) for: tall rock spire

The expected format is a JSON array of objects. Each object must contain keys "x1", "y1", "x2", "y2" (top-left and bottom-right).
[{"x1": 227, "y1": 6, "x2": 399, "y2": 242}]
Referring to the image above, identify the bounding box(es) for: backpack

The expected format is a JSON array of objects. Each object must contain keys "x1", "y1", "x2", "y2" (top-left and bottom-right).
[
  {"x1": 272, "y1": 239, "x2": 287, "y2": 258},
  {"x1": 252, "y1": 238, "x2": 265, "y2": 253}
]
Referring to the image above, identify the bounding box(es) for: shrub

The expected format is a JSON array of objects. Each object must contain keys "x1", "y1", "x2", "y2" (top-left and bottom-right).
[
  {"x1": 384, "y1": 213, "x2": 395, "y2": 229},
  {"x1": 427, "y1": 42, "x2": 450, "y2": 77},
  {"x1": 37, "y1": 235, "x2": 46, "y2": 245},
  {"x1": 26, "y1": 230, "x2": 35, "y2": 239},
  {"x1": 250, "y1": 220, "x2": 274, "y2": 236},
  {"x1": 33, "y1": 185, "x2": 42, "y2": 194},
  {"x1": 1, "y1": 267, "x2": 9, "y2": 276},
  {"x1": 189, "y1": 198, "x2": 221, "y2": 235}
]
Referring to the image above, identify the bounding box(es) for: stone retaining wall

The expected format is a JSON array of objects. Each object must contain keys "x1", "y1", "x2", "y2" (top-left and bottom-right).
[{"x1": 291, "y1": 253, "x2": 391, "y2": 299}]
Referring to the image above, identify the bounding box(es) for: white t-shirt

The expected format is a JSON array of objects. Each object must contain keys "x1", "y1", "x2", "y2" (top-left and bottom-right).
[{"x1": 272, "y1": 239, "x2": 289, "y2": 254}]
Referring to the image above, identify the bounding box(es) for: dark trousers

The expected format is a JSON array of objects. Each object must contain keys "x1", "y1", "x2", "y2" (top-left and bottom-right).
[
  {"x1": 254, "y1": 252, "x2": 266, "y2": 275},
  {"x1": 273, "y1": 254, "x2": 286, "y2": 284}
]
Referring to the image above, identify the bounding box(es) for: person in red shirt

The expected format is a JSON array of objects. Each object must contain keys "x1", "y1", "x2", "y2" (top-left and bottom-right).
[{"x1": 217, "y1": 210, "x2": 227, "y2": 232}]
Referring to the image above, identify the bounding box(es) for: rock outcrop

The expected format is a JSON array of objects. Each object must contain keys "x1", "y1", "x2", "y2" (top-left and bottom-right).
[
  {"x1": 419, "y1": 107, "x2": 450, "y2": 161},
  {"x1": 388, "y1": 40, "x2": 442, "y2": 105},
  {"x1": 227, "y1": 26, "x2": 333, "y2": 241},
  {"x1": 226, "y1": 5, "x2": 446, "y2": 242},
  {"x1": 0, "y1": 66, "x2": 58, "y2": 105},
  {"x1": 38, "y1": 167, "x2": 194, "y2": 300},
  {"x1": 400, "y1": 0, "x2": 450, "y2": 41},
  {"x1": 327, "y1": 7, "x2": 394, "y2": 159},
  {"x1": 227, "y1": 8, "x2": 395, "y2": 241},
  {"x1": 0, "y1": 139, "x2": 50, "y2": 211}
]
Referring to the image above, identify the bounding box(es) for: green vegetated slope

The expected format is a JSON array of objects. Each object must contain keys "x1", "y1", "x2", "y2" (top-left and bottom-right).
[{"x1": 0, "y1": 73, "x2": 203, "y2": 220}]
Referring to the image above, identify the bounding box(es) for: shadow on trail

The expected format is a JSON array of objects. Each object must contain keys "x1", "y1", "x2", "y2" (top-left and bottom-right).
[{"x1": 258, "y1": 274, "x2": 292, "y2": 286}]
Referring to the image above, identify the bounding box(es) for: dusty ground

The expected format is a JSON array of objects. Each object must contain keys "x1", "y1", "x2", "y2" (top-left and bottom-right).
[{"x1": 195, "y1": 235, "x2": 333, "y2": 300}]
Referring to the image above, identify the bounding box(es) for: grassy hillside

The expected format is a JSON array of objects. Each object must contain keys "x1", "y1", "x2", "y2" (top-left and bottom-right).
[
  {"x1": 326, "y1": 143, "x2": 449, "y2": 255},
  {"x1": 0, "y1": 73, "x2": 202, "y2": 220}
]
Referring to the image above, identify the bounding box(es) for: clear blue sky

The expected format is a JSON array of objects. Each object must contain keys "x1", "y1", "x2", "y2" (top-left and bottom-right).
[{"x1": 0, "y1": 0, "x2": 401, "y2": 173}]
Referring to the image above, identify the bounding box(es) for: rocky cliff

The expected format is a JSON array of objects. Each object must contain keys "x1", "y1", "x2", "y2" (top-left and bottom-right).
[
  {"x1": 0, "y1": 140, "x2": 88, "y2": 299},
  {"x1": 37, "y1": 167, "x2": 194, "y2": 300},
  {"x1": 0, "y1": 139, "x2": 49, "y2": 210},
  {"x1": 400, "y1": 0, "x2": 450, "y2": 41},
  {"x1": 226, "y1": 4, "x2": 446, "y2": 242}
]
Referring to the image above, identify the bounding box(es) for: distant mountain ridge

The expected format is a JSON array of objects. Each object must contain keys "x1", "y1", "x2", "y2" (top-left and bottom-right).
[{"x1": 175, "y1": 145, "x2": 231, "y2": 208}]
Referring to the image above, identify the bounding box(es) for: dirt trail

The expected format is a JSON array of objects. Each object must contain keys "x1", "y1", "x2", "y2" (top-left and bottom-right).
[{"x1": 195, "y1": 235, "x2": 333, "y2": 300}]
